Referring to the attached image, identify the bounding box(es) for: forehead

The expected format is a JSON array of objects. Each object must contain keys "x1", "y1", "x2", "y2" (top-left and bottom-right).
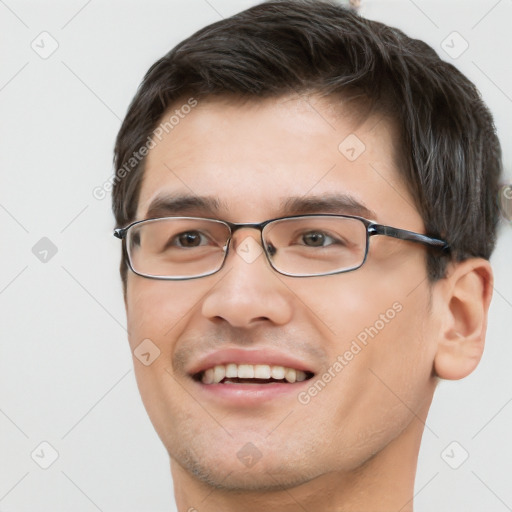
[{"x1": 136, "y1": 94, "x2": 420, "y2": 228}]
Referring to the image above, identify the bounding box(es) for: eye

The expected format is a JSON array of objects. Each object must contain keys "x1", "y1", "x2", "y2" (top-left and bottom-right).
[
  {"x1": 301, "y1": 231, "x2": 337, "y2": 247},
  {"x1": 172, "y1": 230, "x2": 209, "y2": 248}
]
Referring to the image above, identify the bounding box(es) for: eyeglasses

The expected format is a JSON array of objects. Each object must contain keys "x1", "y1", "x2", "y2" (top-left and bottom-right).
[{"x1": 113, "y1": 214, "x2": 450, "y2": 280}]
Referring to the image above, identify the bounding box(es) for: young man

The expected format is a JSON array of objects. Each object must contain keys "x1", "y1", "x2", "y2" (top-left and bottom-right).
[{"x1": 111, "y1": 1, "x2": 501, "y2": 510}]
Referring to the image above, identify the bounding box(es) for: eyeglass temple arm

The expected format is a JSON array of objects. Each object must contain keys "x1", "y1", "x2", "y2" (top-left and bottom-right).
[{"x1": 368, "y1": 224, "x2": 450, "y2": 253}]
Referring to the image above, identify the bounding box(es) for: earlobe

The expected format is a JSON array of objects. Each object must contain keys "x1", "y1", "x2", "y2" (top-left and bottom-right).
[{"x1": 434, "y1": 258, "x2": 493, "y2": 380}]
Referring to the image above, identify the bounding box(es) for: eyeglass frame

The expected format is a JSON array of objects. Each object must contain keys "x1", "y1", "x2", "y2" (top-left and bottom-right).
[{"x1": 113, "y1": 213, "x2": 451, "y2": 280}]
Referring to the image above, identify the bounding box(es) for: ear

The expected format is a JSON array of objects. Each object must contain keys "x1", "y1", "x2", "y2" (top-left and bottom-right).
[{"x1": 434, "y1": 258, "x2": 493, "y2": 380}]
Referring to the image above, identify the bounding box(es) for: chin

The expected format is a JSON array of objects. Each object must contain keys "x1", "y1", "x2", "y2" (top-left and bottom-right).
[{"x1": 171, "y1": 445, "x2": 322, "y2": 492}]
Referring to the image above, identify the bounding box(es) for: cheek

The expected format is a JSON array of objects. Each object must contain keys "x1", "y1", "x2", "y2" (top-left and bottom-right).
[
  {"x1": 126, "y1": 277, "x2": 208, "y2": 347},
  {"x1": 303, "y1": 280, "x2": 433, "y2": 402},
  {"x1": 292, "y1": 274, "x2": 436, "y2": 462},
  {"x1": 125, "y1": 278, "x2": 206, "y2": 406},
  {"x1": 293, "y1": 269, "x2": 404, "y2": 343},
  {"x1": 125, "y1": 278, "x2": 206, "y2": 443}
]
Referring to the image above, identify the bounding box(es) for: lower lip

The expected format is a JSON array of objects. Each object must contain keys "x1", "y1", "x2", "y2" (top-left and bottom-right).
[{"x1": 193, "y1": 379, "x2": 312, "y2": 406}]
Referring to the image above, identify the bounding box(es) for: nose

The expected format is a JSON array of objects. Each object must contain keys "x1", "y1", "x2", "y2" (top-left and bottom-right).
[{"x1": 201, "y1": 233, "x2": 293, "y2": 328}]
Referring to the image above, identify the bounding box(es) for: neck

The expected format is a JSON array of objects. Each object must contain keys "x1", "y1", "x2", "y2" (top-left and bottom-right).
[{"x1": 171, "y1": 408, "x2": 429, "y2": 512}]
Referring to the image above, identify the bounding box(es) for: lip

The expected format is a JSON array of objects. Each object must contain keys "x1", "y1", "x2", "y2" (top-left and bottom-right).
[
  {"x1": 188, "y1": 348, "x2": 316, "y2": 407},
  {"x1": 187, "y1": 347, "x2": 316, "y2": 376},
  {"x1": 194, "y1": 379, "x2": 312, "y2": 406}
]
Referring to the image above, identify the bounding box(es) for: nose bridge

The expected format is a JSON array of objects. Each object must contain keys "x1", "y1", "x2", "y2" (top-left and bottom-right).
[
  {"x1": 201, "y1": 222, "x2": 292, "y2": 327},
  {"x1": 226, "y1": 222, "x2": 266, "y2": 255}
]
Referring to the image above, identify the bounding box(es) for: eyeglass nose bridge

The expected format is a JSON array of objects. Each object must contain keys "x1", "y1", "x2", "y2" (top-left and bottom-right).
[
  {"x1": 225, "y1": 220, "x2": 271, "y2": 234},
  {"x1": 222, "y1": 220, "x2": 273, "y2": 260}
]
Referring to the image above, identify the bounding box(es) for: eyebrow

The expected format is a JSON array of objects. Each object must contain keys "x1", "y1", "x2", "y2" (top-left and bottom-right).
[
  {"x1": 281, "y1": 194, "x2": 377, "y2": 220},
  {"x1": 144, "y1": 192, "x2": 377, "y2": 221},
  {"x1": 144, "y1": 193, "x2": 225, "y2": 219}
]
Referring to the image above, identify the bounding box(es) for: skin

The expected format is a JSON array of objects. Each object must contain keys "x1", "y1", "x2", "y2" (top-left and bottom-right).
[{"x1": 124, "y1": 94, "x2": 493, "y2": 511}]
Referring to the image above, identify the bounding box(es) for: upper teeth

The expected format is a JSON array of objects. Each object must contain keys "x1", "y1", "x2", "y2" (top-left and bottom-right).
[{"x1": 201, "y1": 364, "x2": 308, "y2": 384}]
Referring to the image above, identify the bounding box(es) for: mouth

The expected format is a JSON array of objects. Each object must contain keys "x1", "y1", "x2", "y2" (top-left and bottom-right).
[
  {"x1": 193, "y1": 363, "x2": 315, "y2": 385},
  {"x1": 188, "y1": 348, "x2": 317, "y2": 405}
]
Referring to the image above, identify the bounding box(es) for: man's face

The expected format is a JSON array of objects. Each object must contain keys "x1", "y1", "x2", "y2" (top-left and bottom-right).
[{"x1": 125, "y1": 95, "x2": 440, "y2": 490}]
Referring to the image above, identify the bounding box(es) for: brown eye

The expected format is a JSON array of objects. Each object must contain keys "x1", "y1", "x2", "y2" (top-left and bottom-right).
[
  {"x1": 302, "y1": 231, "x2": 327, "y2": 246},
  {"x1": 177, "y1": 231, "x2": 203, "y2": 247}
]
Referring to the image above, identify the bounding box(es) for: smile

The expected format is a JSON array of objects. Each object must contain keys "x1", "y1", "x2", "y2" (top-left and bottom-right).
[{"x1": 196, "y1": 363, "x2": 314, "y2": 384}]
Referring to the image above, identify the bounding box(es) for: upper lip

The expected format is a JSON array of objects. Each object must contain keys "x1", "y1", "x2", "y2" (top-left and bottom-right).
[{"x1": 188, "y1": 348, "x2": 316, "y2": 377}]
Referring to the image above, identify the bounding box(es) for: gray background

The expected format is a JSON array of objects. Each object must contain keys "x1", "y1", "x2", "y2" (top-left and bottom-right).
[{"x1": 1, "y1": 0, "x2": 511, "y2": 510}]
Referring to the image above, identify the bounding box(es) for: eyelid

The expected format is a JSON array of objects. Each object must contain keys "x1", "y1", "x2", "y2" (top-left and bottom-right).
[{"x1": 288, "y1": 228, "x2": 340, "y2": 246}]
